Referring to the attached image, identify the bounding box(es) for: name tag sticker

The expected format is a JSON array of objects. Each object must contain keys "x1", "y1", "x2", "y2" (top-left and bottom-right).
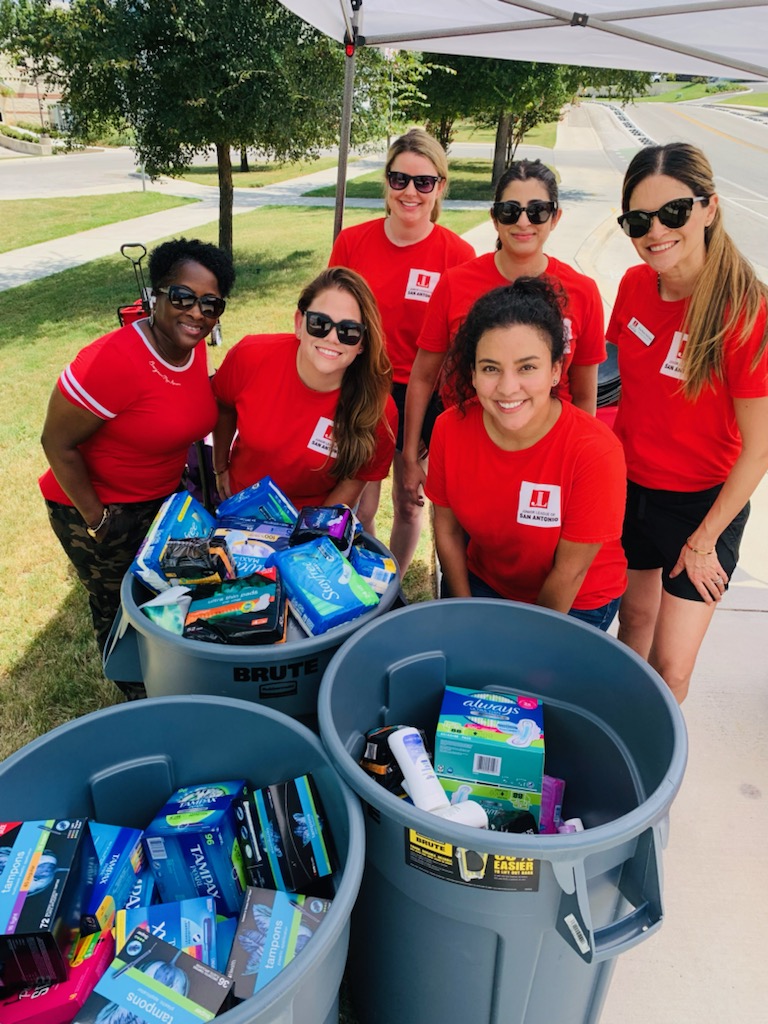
[{"x1": 627, "y1": 317, "x2": 654, "y2": 346}]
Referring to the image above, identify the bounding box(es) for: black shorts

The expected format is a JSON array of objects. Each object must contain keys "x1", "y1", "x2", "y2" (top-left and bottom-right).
[
  {"x1": 391, "y1": 381, "x2": 443, "y2": 452},
  {"x1": 622, "y1": 480, "x2": 750, "y2": 602}
]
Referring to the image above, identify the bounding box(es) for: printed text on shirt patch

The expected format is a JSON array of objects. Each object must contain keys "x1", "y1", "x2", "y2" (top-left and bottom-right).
[
  {"x1": 405, "y1": 268, "x2": 441, "y2": 303},
  {"x1": 660, "y1": 330, "x2": 687, "y2": 380},
  {"x1": 517, "y1": 481, "x2": 562, "y2": 527},
  {"x1": 307, "y1": 416, "x2": 338, "y2": 459}
]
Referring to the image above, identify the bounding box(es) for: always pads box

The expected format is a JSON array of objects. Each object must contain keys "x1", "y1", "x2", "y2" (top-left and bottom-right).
[
  {"x1": 130, "y1": 492, "x2": 216, "y2": 593},
  {"x1": 0, "y1": 819, "x2": 97, "y2": 989},
  {"x1": 72, "y1": 926, "x2": 232, "y2": 1024},
  {"x1": 235, "y1": 775, "x2": 336, "y2": 897},
  {"x1": 216, "y1": 476, "x2": 298, "y2": 525},
  {"x1": 0, "y1": 928, "x2": 114, "y2": 1024},
  {"x1": 276, "y1": 536, "x2": 379, "y2": 636},
  {"x1": 142, "y1": 782, "x2": 248, "y2": 917},
  {"x1": 437, "y1": 777, "x2": 543, "y2": 830},
  {"x1": 434, "y1": 687, "x2": 545, "y2": 795},
  {"x1": 81, "y1": 822, "x2": 145, "y2": 934},
  {"x1": 226, "y1": 888, "x2": 332, "y2": 1002},
  {"x1": 114, "y1": 896, "x2": 218, "y2": 968}
]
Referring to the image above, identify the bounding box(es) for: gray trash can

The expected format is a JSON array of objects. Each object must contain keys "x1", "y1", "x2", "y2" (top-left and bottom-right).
[
  {"x1": 317, "y1": 599, "x2": 687, "y2": 1024},
  {"x1": 103, "y1": 536, "x2": 400, "y2": 726},
  {"x1": 0, "y1": 695, "x2": 365, "y2": 1024}
]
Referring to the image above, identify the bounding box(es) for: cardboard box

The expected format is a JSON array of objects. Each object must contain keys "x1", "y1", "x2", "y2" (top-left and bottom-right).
[
  {"x1": 130, "y1": 492, "x2": 216, "y2": 593},
  {"x1": 81, "y1": 822, "x2": 145, "y2": 934},
  {"x1": 122, "y1": 866, "x2": 157, "y2": 913},
  {"x1": 0, "y1": 928, "x2": 114, "y2": 1024},
  {"x1": 216, "y1": 476, "x2": 298, "y2": 525},
  {"x1": 211, "y1": 521, "x2": 292, "y2": 576},
  {"x1": 0, "y1": 819, "x2": 97, "y2": 989},
  {"x1": 142, "y1": 782, "x2": 248, "y2": 916},
  {"x1": 114, "y1": 896, "x2": 217, "y2": 968},
  {"x1": 72, "y1": 926, "x2": 232, "y2": 1023},
  {"x1": 435, "y1": 687, "x2": 545, "y2": 794},
  {"x1": 437, "y1": 777, "x2": 543, "y2": 830},
  {"x1": 226, "y1": 888, "x2": 332, "y2": 1001},
  {"x1": 349, "y1": 545, "x2": 398, "y2": 595}
]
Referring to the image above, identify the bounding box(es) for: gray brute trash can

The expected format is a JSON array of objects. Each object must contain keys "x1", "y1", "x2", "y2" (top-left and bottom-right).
[
  {"x1": 103, "y1": 535, "x2": 400, "y2": 726},
  {"x1": 0, "y1": 696, "x2": 364, "y2": 1024},
  {"x1": 317, "y1": 600, "x2": 687, "y2": 1024}
]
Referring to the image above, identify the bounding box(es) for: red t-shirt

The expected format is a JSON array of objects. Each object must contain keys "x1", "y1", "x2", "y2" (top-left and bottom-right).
[
  {"x1": 608, "y1": 263, "x2": 768, "y2": 490},
  {"x1": 417, "y1": 252, "x2": 606, "y2": 403},
  {"x1": 39, "y1": 321, "x2": 217, "y2": 504},
  {"x1": 425, "y1": 400, "x2": 627, "y2": 609},
  {"x1": 212, "y1": 333, "x2": 398, "y2": 508},
  {"x1": 329, "y1": 218, "x2": 475, "y2": 384}
]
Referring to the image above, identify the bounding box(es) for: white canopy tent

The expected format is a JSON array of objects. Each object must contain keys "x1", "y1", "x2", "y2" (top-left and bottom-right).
[{"x1": 278, "y1": 1, "x2": 768, "y2": 233}]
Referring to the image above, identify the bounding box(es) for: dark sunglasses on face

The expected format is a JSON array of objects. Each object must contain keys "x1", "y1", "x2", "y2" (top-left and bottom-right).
[
  {"x1": 617, "y1": 196, "x2": 709, "y2": 238},
  {"x1": 156, "y1": 284, "x2": 226, "y2": 320},
  {"x1": 386, "y1": 170, "x2": 444, "y2": 194},
  {"x1": 491, "y1": 200, "x2": 558, "y2": 225},
  {"x1": 304, "y1": 310, "x2": 366, "y2": 346}
]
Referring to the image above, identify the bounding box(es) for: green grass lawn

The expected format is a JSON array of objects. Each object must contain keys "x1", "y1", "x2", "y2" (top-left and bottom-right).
[
  {"x1": 176, "y1": 154, "x2": 350, "y2": 188},
  {"x1": 0, "y1": 201, "x2": 485, "y2": 760},
  {"x1": 635, "y1": 82, "x2": 749, "y2": 103},
  {"x1": 715, "y1": 90, "x2": 768, "y2": 107},
  {"x1": 0, "y1": 193, "x2": 196, "y2": 254},
  {"x1": 451, "y1": 119, "x2": 558, "y2": 149}
]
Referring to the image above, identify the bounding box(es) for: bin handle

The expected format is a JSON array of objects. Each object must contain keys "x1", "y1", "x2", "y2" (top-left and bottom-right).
[
  {"x1": 553, "y1": 823, "x2": 664, "y2": 963},
  {"x1": 102, "y1": 605, "x2": 143, "y2": 683}
]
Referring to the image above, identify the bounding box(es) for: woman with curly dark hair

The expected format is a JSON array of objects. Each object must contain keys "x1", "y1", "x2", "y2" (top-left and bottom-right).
[
  {"x1": 212, "y1": 266, "x2": 396, "y2": 511},
  {"x1": 40, "y1": 237, "x2": 235, "y2": 675},
  {"x1": 426, "y1": 278, "x2": 627, "y2": 630}
]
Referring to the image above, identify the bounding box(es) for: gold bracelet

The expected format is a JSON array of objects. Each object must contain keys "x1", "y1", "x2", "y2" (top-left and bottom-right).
[{"x1": 686, "y1": 539, "x2": 714, "y2": 556}]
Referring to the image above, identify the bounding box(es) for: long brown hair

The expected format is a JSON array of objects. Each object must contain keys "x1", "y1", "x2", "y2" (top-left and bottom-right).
[
  {"x1": 297, "y1": 267, "x2": 393, "y2": 481},
  {"x1": 384, "y1": 128, "x2": 449, "y2": 223},
  {"x1": 622, "y1": 143, "x2": 768, "y2": 398}
]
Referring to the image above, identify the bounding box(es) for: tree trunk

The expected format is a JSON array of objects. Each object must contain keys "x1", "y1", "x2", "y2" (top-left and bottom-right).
[
  {"x1": 217, "y1": 142, "x2": 234, "y2": 256},
  {"x1": 492, "y1": 111, "x2": 511, "y2": 186},
  {"x1": 239, "y1": 146, "x2": 249, "y2": 173}
]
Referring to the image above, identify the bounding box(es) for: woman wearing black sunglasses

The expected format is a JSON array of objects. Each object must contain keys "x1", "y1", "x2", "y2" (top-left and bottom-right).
[
  {"x1": 403, "y1": 158, "x2": 606, "y2": 510},
  {"x1": 211, "y1": 267, "x2": 396, "y2": 512},
  {"x1": 608, "y1": 142, "x2": 768, "y2": 703},
  {"x1": 328, "y1": 128, "x2": 475, "y2": 577},
  {"x1": 40, "y1": 238, "x2": 235, "y2": 690}
]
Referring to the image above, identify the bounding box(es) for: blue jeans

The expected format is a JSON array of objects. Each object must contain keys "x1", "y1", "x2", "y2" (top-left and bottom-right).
[{"x1": 463, "y1": 571, "x2": 621, "y2": 633}]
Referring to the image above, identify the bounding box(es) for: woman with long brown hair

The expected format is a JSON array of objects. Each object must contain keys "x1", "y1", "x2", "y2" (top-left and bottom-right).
[
  {"x1": 609, "y1": 142, "x2": 768, "y2": 702},
  {"x1": 212, "y1": 266, "x2": 396, "y2": 510}
]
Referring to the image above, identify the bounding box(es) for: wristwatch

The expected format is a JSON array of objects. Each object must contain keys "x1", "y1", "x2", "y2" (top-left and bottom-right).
[{"x1": 86, "y1": 506, "x2": 111, "y2": 539}]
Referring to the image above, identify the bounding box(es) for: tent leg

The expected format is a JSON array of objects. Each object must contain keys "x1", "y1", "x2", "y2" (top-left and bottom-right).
[{"x1": 333, "y1": 38, "x2": 358, "y2": 240}]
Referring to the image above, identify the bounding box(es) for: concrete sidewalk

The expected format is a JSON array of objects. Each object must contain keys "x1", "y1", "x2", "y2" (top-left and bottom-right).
[{"x1": 2, "y1": 107, "x2": 767, "y2": 1022}]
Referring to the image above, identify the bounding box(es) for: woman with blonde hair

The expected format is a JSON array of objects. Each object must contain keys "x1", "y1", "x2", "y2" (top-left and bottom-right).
[
  {"x1": 212, "y1": 266, "x2": 397, "y2": 510},
  {"x1": 609, "y1": 142, "x2": 768, "y2": 702},
  {"x1": 328, "y1": 127, "x2": 475, "y2": 574}
]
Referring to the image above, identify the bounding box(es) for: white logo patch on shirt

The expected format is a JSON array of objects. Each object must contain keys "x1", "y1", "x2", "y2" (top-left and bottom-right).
[
  {"x1": 404, "y1": 268, "x2": 441, "y2": 303},
  {"x1": 563, "y1": 317, "x2": 573, "y2": 355},
  {"x1": 628, "y1": 317, "x2": 655, "y2": 346},
  {"x1": 660, "y1": 330, "x2": 687, "y2": 379},
  {"x1": 517, "y1": 482, "x2": 562, "y2": 527},
  {"x1": 307, "y1": 416, "x2": 338, "y2": 459}
]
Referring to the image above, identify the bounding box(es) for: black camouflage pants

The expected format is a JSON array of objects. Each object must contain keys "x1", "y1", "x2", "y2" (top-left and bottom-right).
[{"x1": 46, "y1": 498, "x2": 165, "y2": 654}]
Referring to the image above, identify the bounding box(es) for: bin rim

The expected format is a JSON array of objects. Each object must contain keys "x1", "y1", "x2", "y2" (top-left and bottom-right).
[
  {"x1": 318, "y1": 599, "x2": 688, "y2": 862},
  {"x1": 0, "y1": 694, "x2": 366, "y2": 1023}
]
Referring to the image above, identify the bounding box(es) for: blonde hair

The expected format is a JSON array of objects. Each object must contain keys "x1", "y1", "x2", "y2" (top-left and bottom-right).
[
  {"x1": 297, "y1": 267, "x2": 393, "y2": 481},
  {"x1": 622, "y1": 143, "x2": 768, "y2": 398},
  {"x1": 384, "y1": 127, "x2": 449, "y2": 223}
]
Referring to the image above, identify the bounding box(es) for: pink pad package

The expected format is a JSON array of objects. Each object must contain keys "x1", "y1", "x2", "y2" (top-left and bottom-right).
[{"x1": 539, "y1": 775, "x2": 566, "y2": 835}]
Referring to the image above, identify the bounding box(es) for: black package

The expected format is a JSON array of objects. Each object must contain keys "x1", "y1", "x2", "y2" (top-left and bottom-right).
[
  {"x1": 160, "y1": 535, "x2": 235, "y2": 586},
  {"x1": 359, "y1": 725, "x2": 433, "y2": 797},
  {"x1": 289, "y1": 506, "x2": 355, "y2": 557},
  {"x1": 183, "y1": 570, "x2": 287, "y2": 645}
]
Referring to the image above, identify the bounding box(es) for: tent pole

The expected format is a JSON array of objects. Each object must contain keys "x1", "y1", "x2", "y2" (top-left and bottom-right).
[{"x1": 333, "y1": 4, "x2": 362, "y2": 241}]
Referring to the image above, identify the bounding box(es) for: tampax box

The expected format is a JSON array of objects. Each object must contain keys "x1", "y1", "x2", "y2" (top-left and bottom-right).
[
  {"x1": 235, "y1": 775, "x2": 336, "y2": 897},
  {"x1": 0, "y1": 819, "x2": 97, "y2": 989},
  {"x1": 72, "y1": 926, "x2": 232, "y2": 1024},
  {"x1": 0, "y1": 928, "x2": 114, "y2": 1024},
  {"x1": 142, "y1": 782, "x2": 248, "y2": 917},
  {"x1": 226, "y1": 887, "x2": 332, "y2": 1001},
  {"x1": 435, "y1": 687, "x2": 545, "y2": 795},
  {"x1": 114, "y1": 896, "x2": 217, "y2": 968},
  {"x1": 81, "y1": 822, "x2": 145, "y2": 934}
]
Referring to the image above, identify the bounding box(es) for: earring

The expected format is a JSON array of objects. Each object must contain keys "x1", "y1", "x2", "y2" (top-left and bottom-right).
[{"x1": 552, "y1": 378, "x2": 559, "y2": 386}]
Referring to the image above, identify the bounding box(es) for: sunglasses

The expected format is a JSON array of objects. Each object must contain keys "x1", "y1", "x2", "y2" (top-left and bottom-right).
[
  {"x1": 156, "y1": 285, "x2": 226, "y2": 320},
  {"x1": 617, "y1": 196, "x2": 709, "y2": 238},
  {"x1": 491, "y1": 200, "x2": 558, "y2": 225},
  {"x1": 304, "y1": 310, "x2": 366, "y2": 346},
  {"x1": 386, "y1": 171, "x2": 444, "y2": 194}
]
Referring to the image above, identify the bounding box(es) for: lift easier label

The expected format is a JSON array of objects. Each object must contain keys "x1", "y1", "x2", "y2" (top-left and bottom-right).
[{"x1": 403, "y1": 830, "x2": 540, "y2": 891}]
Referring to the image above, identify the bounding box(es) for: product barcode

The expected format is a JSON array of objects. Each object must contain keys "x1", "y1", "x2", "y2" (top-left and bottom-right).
[
  {"x1": 472, "y1": 753, "x2": 502, "y2": 776},
  {"x1": 146, "y1": 837, "x2": 167, "y2": 860},
  {"x1": 564, "y1": 913, "x2": 590, "y2": 954},
  {"x1": 364, "y1": 741, "x2": 378, "y2": 759}
]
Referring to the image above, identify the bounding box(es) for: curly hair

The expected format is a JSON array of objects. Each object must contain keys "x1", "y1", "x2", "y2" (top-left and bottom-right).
[
  {"x1": 622, "y1": 143, "x2": 768, "y2": 398},
  {"x1": 148, "y1": 237, "x2": 236, "y2": 297},
  {"x1": 384, "y1": 127, "x2": 449, "y2": 223},
  {"x1": 444, "y1": 277, "x2": 567, "y2": 412},
  {"x1": 298, "y1": 267, "x2": 393, "y2": 480}
]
